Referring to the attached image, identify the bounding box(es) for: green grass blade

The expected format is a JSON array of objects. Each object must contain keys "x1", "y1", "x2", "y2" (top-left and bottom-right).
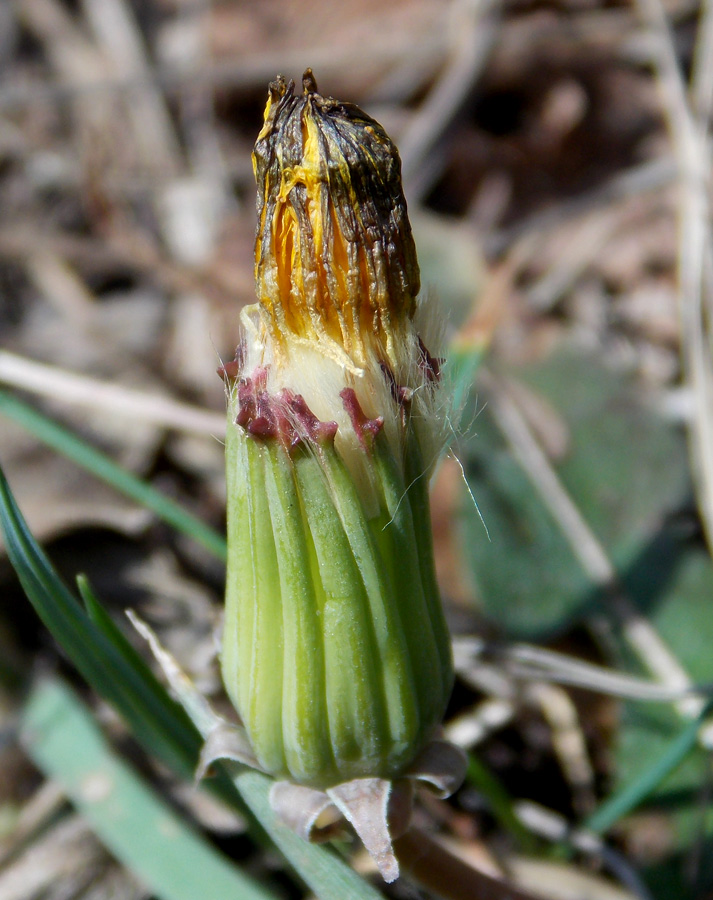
[
  {"x1": 445, "y1": 340, "x2": 487, "y2": 436},
  {"x1": 466, "y1": 754, "x2": 536, "y2": 851},
  {"x1": 77, "y1": 573, "x2": 199, "y2": 742},
  {"x1": 77, "y1": 573, "x2": 262, "y2": 837},
  {"x1": 0, "y1": 462, "x2": 200, "y2": 780},
  {"x1": 0, "y1": 389, "x2": 226, "y2": 560},
  {"x1": 21, "y1": 678, "x2": 275, "y2": 900},
  {"x1": 585, "y1": 702, "x2": 713, "y2": 834}
]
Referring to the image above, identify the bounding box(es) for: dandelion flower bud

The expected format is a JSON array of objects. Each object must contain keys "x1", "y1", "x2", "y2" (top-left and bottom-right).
[{"x1": 221, "y1": 71, "x2": 453, "y2": 789}]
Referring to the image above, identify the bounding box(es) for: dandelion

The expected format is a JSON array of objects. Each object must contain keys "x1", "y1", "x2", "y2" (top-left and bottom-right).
[{"x1": 220, "y1": 70, "x2": 454, "y2": 793}]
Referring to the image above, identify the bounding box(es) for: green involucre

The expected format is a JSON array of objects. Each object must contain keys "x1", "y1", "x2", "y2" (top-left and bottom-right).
[{"x1": 221, "y1": 412, "x2": 453, "y2": 789}]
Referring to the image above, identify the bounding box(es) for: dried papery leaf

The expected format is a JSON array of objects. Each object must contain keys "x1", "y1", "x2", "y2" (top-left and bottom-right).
[
  {"x1": 326, "y1": 777, "x2": 412, "y2": 883},
  {"x1": 126, "y1": 610, "x2": 221, "y2": 737},
  {"x1": 405, "y1": 739, "x2": 468, "y2": 799},
  {"x1": 269, "y1": 782, "x2": 344, "y2": 842},
  {"x1": 196, "y1": 722, "x2": 260, "y2": 783},
  {"x1": 267, "y1": 745, "x2": 469, "y2": 880}
]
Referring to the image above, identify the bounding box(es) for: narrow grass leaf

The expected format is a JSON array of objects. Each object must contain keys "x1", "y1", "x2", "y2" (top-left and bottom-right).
[
  {"x1": 446, "y1": 343, "x2": 486, "y2": 430},
  {"x1": 466, "y1": 754, "x2": 536, "y2": 851},
  {"x1": 586, "y1": 702, "x2": 713, "y2": 834},
  {"x1": 21, "y1": 678, "x2": 274, "y2": 900},
  {"x1": 77, "y1": 574, "x2": 199, "y2": 742},
  {"x1": 0, "y1": 389, "x2": 226, "y2": 560},
  {"x1": 0, "y1": 463, "x2": 201, "y2": 781}
]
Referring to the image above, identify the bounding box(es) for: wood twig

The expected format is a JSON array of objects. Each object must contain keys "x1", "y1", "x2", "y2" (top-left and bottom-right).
[
  {"x1": 477, "y1": 367, "x2": 702, "y2": 721},
  {"x1": 0, "y1": 351, "x2": 225, "y2": 436}
]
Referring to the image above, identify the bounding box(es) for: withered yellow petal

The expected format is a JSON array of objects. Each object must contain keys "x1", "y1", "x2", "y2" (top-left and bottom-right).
[{"x1": 253, "y1": 70, "x2": 420, "y2": 370}]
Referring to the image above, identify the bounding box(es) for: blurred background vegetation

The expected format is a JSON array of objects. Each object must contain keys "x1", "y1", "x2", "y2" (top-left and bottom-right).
[{"x1": 1, "y1": 0, "x2": 713, "y2": 898}]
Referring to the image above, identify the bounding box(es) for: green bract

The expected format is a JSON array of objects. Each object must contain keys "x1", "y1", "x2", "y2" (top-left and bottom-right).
[{"x1": 221, "y1": 71, "x2": 453, "y2": 789}]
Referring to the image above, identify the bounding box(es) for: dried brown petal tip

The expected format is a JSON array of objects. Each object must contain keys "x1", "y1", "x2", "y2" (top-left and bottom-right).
[
  {"x1": 268, "y1": 74, "x2": 289, "y2": 101},
  {"x1": 253, "y1": 73, "x2": 420, "y2": 370},
  {"x1": 302, "y1": 68, "x2": 318, "y2": 94}
]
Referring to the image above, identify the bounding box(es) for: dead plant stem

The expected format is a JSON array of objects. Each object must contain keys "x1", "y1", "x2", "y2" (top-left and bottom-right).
[
  {"x1": 478, "y1": 368, "x2": 701, "y2": 720},
  {"x1": 394, "y1": 828, "x2": 546, "y2": 900}
]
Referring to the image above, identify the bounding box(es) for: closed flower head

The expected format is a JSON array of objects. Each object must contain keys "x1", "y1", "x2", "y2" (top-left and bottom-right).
[
  {"x1": 221, "y1": 71, "x2": 453, "y2": 789},
  {"x1": 254, "y1": 69, "x2": 419, "y2": 372}
]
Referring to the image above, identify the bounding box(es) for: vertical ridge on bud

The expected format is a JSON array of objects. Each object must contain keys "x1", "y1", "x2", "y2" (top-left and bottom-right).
[
  {"x1": 311, "y1": 434, "x2": 421, "y2": 751},
  {"x1": 371, "y1": 441, "x2": 445, "y2": 719},
  {"x1": 262, "y1": 440, "x2": 331, "y2": 782},
  {"x1": 223, "y1": 426, "x2": 286, "y2": 777},
  {"x1": 222, "y1": 72, "x2": 454, "y2": 789},
  {"x1": 293, "y1": 448, "x2": 387, "y2": 771}
]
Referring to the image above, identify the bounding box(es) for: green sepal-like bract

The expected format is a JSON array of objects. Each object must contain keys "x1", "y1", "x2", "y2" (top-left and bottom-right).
[{"x1": 222, "y1": 389, "x2": 453, "y2": 789}]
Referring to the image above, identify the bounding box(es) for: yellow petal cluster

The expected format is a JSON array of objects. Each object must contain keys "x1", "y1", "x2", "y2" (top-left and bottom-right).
[{"x1": 253, "y1": 70, "x2": 421, "y2": 374}]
